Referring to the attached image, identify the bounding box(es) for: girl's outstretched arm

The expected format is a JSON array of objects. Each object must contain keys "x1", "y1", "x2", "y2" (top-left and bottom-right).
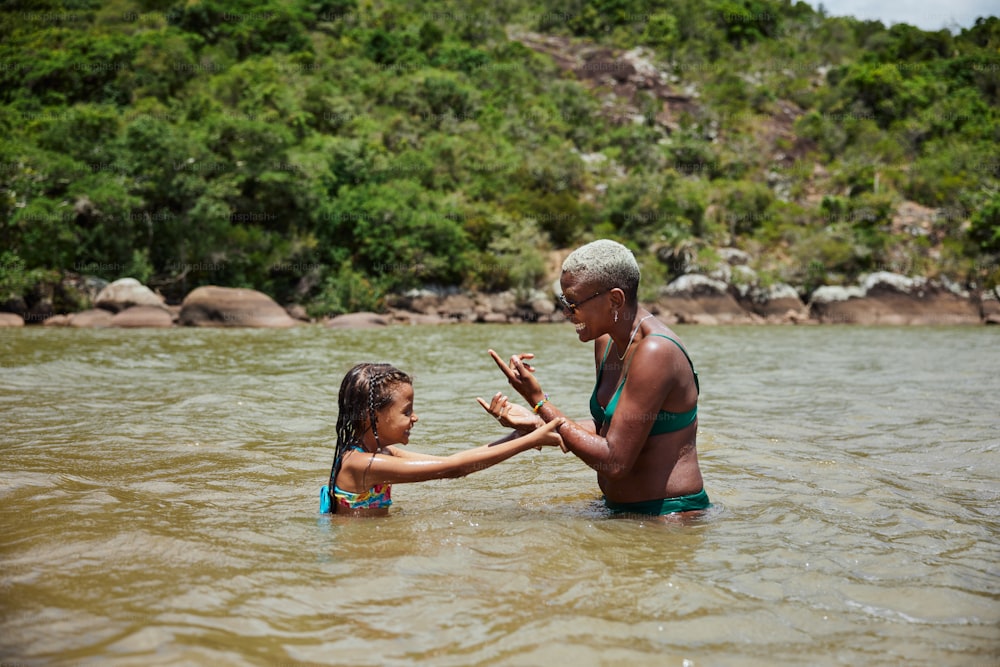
[
  {"x1": 384, "y1": 446, "x2": 450, "y2": 461},
  {"x1": 343, "y1": 418, "x2": 564, "y2": 487},
  {"x1": 385, "y1": 428, "x2": 522, "y2": 460}
]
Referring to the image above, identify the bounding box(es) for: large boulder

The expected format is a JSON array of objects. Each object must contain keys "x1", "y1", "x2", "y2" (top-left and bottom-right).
[
  {"x1": 981, "y1": 290, "x2": 1000, "y2": 325},
  {"x1": 0, "y1": 312, "x2": 24, "y2": 327},
  {"x1": 110, "y1": 305, "x2": 175, "y2": 328},
  {"x1": 94, "y1": 278, "x2": 166, "y2": 313},
  {"x1": 808, "y1": 272, "x2": 980, "y2": 325},
  {"x1": 479, "y1": 291, "x2": 518, "y2": 320},
  {"x1": 387, "y1": 289, "x2": 450, "y2": 315},
  {"x1": 742, "y1": 283, "x2": 809, "y2": 323},
  {"x1": 178, "y1": 286, "x2": 298, "y2": 328},
  {"x1": 438, "y1": 293, "x2": 478, "y2": 322},
  {"x1": 524, "y1": 288, "x2": 557, "y2": 320},
  {"x1": 43, "y1": 314, "x2": 71, "y2": 327},
  {"x1": 68, "y1": 309, "x2": 114, "y2": 328}
]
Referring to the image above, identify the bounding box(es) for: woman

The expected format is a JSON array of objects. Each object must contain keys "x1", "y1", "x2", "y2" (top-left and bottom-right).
[{"x1": 482, "y1": 239, "x2": 710, "y2": 516}]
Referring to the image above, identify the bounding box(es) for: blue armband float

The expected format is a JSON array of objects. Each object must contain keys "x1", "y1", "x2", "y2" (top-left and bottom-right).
[{"x1": 319, "y1": 485, "x2": 332, "y2": 513}]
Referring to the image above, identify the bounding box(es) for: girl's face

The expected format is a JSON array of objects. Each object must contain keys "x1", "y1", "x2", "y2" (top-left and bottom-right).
[{"x1": 375, "y1": 382, "x2": 418, "y2": 446}]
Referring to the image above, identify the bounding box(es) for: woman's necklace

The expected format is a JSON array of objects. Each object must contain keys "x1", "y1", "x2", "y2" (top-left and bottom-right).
[{"x1": 616, "y1": 314, "x2": 654, "y2": 361}]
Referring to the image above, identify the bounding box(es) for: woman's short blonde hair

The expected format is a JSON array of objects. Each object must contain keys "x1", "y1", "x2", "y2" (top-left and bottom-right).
[{"x1": 561, "y1": 239, "x2": 640, "y2": 302}]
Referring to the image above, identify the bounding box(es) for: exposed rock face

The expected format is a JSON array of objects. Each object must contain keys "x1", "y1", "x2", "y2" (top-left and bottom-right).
[
  {"x1": 439, "y1": 293, "x2": 478, "y2": 322},
  {"x1": 808, "y1": 272, "x2": 981, "y2": 325},
  {"x1": 982, "y1": 290, "x2": 1000, "y2": 325},
  {"x1": 666, "y1": 274, "x2": 726, "y2": 294},
  {"x1": 95, "y1": 278, "x2": 166, "y2": 313},
  {"x1": 742, "y1": 283, "x2": 809, "y2": 323},
  {"x1": 509, "y1": 31, "x2": 700, "y2": 132},
  {"x1": 12, "y1": 260, "x2": 992, "y2": 329},
  {"x1": 110, "y1": 305, "x2": 175, "y2": 328},
  {"x1": 656, "y1": 274, "x2": 760, "y2": 325},
  {"x1": 478, "y1": 291, "x2": 518, "y2": 320},
  {"x1": 386, "y1": 310, "x2": 451, "y2": 325},
  {"x1": 387, "y1": 289, "x2": 471, "y2": 320},
  {"x1": 385, "y1": 288, "x2": 557, "y2": 323},
  {"x1": 178, "y1": 286, "x2": 298, "y2": 328},
  {"x1": 324, "y1": 312, "x2": 390, "y2": 328}
]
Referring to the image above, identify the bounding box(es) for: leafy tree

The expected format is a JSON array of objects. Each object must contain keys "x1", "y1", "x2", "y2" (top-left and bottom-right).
[
  {"x1": 716, "y1": 0, "x2": 782, "y2": 47},
  {"x1": 322, "y1": 180, "x2": 472, "y2": 291},
  {"x1": 969, "y1": 190, "x2": 1000, "y2": 253}
]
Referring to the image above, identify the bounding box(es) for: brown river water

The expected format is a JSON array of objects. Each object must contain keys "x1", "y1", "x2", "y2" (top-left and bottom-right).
[{"x1": 1, "y1": 323, "x2": 998, "y2": 666}]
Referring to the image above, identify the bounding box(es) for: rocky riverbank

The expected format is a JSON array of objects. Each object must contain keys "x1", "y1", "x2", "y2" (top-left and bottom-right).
[{"x1": 1, "y1": 270, "x2": 997, "y2": 328}]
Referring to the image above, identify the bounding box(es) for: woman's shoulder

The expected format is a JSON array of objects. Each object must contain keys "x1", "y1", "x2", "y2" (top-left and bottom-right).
[
  {"x1": 644, "y1": 324, "x2": 688, "y2": 349},
  {"x1": 635, "y1": 327, "x2": 691, "y2": 366}
]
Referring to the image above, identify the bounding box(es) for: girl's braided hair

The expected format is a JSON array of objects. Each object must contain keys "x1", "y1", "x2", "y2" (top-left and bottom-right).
[{"x1": 327, "y1": 362, "x2": 411, "y2": 513}]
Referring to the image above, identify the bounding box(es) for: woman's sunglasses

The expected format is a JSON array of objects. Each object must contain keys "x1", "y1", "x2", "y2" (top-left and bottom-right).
[{"x1": 557, "y1": 290, "x2": 605, "y2": 315}]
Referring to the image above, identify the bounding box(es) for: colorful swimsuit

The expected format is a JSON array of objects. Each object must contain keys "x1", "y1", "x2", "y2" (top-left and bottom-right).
[
  {"x1": 319, "y1": 445, "x2": 392, "y2": 513},
  {"x1": 333, "y1": 482, "x2": 392, "y2": 510}
]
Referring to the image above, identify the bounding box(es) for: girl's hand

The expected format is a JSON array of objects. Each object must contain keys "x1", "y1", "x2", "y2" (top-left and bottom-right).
[
  {"x1": 488, "y1": 349, "x2": 544, "y2": 404},
  {"x1": 476, "y1": 392, "x2": 542, "y2": 431},
  {"x1": 531, "y1": 417, "x2": 565, "y2": 448}
]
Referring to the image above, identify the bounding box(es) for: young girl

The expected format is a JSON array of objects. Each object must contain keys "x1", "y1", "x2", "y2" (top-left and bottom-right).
[{"x1": 320, "y1": 362, "x2": 564, "y2": 516}]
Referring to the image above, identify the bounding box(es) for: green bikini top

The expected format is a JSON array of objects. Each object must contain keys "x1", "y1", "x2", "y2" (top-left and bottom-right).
[{"x1": 590, "y1": 333, "x2": 699, "y2": 435}]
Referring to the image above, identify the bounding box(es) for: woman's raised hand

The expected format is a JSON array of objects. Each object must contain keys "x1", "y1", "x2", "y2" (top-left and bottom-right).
[{"x1": 488, "y1": 349, "x2": 543, "y2": 403}]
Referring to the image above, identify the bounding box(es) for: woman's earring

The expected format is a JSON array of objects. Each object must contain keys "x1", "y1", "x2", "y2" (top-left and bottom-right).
[{"x1": 614, "y1": 310, "x2": 619, "y2": 323}]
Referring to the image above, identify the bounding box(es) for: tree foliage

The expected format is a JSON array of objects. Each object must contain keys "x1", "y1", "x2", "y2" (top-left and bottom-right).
[{"x1": 1, "y1": 0, "x2": 997, "y2": 315}]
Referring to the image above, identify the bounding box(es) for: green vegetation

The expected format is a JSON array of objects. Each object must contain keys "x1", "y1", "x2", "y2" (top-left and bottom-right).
[{"x1": 1, "y1": 0, "x2": 998, "y2": 316}]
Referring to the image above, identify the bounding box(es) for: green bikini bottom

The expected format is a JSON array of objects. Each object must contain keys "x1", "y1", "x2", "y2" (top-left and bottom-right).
[{"x1": 604, "y1": 488, "x2": 711, "y2": 516}]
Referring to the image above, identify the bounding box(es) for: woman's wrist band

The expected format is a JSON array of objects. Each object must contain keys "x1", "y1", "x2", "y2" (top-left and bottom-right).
[{"x1": 533, "y1": 394, "x2": 549, "y2": 413}]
